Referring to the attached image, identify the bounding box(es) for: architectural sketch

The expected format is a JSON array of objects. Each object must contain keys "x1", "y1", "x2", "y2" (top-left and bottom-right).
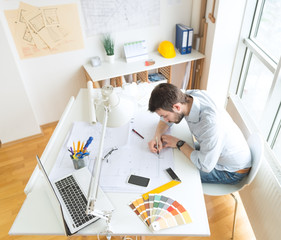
[
  {"x1": 4, "y1": 2, "x2": 84, "y2": 59},
  {"x1": 81, "y1": 0, "x2": 160, "y2": 36},
  {"x1": 43, "y1": 8, "x2": 60, "y2": 26}
]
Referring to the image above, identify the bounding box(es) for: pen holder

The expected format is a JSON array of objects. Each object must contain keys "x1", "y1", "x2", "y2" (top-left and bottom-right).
[{"x1": 71, "y1": 156, "x2": 86, "y2": 170}]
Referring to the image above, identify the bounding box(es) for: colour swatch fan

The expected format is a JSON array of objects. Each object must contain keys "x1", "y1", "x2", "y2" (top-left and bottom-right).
[{"x1": 129, "y1": 194, "x2": 192, "y2": 231}]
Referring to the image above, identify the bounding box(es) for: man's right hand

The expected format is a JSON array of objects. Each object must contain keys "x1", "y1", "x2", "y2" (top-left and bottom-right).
[{"x1": 148, "y1": 136, "x2": 163, "y2": 154}]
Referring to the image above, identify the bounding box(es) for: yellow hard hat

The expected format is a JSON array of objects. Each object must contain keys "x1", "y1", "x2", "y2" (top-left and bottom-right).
[{"x1": 158, "y1": 41, "x2": 176, "y2": 58}]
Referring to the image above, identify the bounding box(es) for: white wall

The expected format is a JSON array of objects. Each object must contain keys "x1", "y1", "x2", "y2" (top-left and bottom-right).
[
  {"x1": 0, "y1": 0, "x2": 195, "y2": 143},
  {"x1": 0, "y1": 14, "x2": 41, "y2": 143},
  {"x1": 1, "y1": 0, "x2": 249, "y2": 143}
]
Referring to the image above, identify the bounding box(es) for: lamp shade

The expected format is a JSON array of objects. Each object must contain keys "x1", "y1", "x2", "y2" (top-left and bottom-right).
[{"x1": 96, "y1": 85, "x2": 134, "y2": 128}]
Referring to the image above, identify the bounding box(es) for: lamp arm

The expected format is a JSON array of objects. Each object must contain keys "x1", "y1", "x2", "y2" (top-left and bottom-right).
[{"x1": 86, "y1": 105, "x2": 109, "y2": 214}]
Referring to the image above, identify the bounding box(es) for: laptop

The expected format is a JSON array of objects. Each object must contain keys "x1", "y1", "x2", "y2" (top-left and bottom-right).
[{"x1": 36, "y1": 155, "x2": 114, "y2": 235}]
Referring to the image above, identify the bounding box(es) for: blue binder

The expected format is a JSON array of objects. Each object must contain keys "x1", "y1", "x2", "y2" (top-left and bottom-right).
[
  {"x1": 176, "y1": 24, "x2": 188, "y2": 54},
  {"x1": 186, "y1": 26, "x2": 193, "y2": 54},
  {"x1": 176, "y1": 24, "x2": 193, "y2": 54}
]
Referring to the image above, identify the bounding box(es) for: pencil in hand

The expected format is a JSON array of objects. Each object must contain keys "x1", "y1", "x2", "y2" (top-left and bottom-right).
[{"x1": 155, "y1": 137, "x2": 159, "y2": 155}]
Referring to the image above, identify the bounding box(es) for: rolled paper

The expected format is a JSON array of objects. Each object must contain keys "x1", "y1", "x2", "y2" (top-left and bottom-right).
[{"x1": 87, "y1": 81, "x2": 97, "y2": 124}]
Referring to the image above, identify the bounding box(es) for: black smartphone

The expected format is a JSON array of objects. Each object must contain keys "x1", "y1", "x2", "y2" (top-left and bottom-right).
[{"x1": 128, "y1": 174, "x2": 150, "y2": 187}]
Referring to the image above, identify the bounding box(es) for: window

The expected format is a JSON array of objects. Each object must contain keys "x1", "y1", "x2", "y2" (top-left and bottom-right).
[
  {"x1": 254, "y1": 0, "x2": 281, "y2": 61},
  {"x1": 240, "y1": 54, "x2": 273, "y2": 121},
  {"x1": 232, "y1": 0, "x2": 281, "y2": 164}
]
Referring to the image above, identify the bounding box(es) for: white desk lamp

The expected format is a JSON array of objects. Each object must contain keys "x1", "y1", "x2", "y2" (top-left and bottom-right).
[{"x1": 86, "y1": 85, "x2": 134, "y2": 234}]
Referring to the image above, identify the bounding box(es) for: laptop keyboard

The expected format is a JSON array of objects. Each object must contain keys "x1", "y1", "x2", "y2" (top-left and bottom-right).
[{"x1": 55, "y1": 175, "x2": 95, "y2": 228}]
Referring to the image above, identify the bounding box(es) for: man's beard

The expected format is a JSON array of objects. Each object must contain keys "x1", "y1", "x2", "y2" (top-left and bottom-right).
[{"x1": 174, "y1": 112, "x2": 184, "y2": 124}]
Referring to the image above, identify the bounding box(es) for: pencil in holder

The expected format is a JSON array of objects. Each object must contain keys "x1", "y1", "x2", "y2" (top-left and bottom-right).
[{"x1": 70, "y1": 137, "x2": 93, "y2": 170}]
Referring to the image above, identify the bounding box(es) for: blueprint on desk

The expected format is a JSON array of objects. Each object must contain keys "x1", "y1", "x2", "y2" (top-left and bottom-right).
[{"x1": 50, "y1": 111, "x2": 174, "y2": 193}]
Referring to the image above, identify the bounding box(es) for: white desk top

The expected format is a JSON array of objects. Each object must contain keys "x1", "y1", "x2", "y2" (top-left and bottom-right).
[
  {"x1": 9, "y1": 86, "x2": 210, "y2": 237},
  {"x1": 83, "y1": 50, "x2": 205, "y2": 82}
]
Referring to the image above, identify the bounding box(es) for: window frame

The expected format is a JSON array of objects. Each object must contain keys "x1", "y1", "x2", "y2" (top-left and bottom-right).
[{"x1": 229, "y1": 0, "x2": 281, "y2": 181}]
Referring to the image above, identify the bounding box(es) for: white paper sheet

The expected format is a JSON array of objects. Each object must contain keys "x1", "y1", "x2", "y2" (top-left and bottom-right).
[
  {"x1": 50, "y1": 111, "x2": 174, "y2": 193},
  {"x1": 49, "y1": 121, "x2": 130, "y2": 180},
  {"x1": 99, "y1": 111, "x2": 174, "y2": 193}
]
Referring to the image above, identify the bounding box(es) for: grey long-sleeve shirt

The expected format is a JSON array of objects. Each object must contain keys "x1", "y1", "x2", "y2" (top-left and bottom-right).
[{"x1": 165, "y1": 90, "x2": 251, "y2": 173}]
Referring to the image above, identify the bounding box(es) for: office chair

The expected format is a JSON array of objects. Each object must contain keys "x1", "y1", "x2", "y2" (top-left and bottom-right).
[{"x1": 202, "y1": 132, "x2": 263, "y2": 239}]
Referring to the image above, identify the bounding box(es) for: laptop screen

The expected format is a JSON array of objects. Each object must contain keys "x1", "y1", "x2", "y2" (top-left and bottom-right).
[{"x1": 36, "y1": 155, "x2": 70, "y2": 235}]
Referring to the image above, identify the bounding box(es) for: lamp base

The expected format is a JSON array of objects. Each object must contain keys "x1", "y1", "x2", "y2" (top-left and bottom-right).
[{"x1": 88, "y1": 208, "x2": 113, "y2": 240}]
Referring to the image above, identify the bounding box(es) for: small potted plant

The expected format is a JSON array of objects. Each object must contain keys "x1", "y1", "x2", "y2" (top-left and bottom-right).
[{"x1": 102, "y1": 33, "x2": 115, "y2": 63}]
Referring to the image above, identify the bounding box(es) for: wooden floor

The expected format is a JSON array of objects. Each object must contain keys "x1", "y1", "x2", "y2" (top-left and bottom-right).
[{"x1": 0, "y1": 123, "x2": 256, "y2": 240}]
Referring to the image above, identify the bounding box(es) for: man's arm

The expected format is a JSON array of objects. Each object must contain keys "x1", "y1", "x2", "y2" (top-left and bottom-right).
[
  {"x1": 161, "y1": 134, "x2": 194, "y2": 159},
  {"x1": 179, "y1": 143, "x2": 194, "y2": 159},
  {"x1": 160, "y1": 133, "x2": 222, "y2": 172}
]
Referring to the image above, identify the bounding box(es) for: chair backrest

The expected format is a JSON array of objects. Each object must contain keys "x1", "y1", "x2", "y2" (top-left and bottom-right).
[
  {"x1": 201, "y1": 132, "x2": 264, "y2": 196},
  {"x1": 226, "y1": 95, "x2": 250, "y2": 139},
  {"x1": 243, "y1": 132, "x2": 264, "y2": 186},
  {"x1": 226, "y1": 95, "x2": 264, "y2": 188},
  {"x1": 202, "y1": 98, "x2": 264, "y2": 195}
]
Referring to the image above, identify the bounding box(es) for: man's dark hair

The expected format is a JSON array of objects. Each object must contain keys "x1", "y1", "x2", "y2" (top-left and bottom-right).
[{"x1": 148, "y1": 83, "x2": 187, "y2": 112}]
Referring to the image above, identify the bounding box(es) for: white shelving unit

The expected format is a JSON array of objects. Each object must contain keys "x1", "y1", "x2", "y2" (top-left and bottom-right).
[{"x1": 83, "y1": 49, "x2": 205, "y2": 88}]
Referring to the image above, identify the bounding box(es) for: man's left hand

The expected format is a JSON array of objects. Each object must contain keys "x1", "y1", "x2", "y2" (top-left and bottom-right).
[{"x1": 161, "y1": 135, "x2": 179, "y2": 149}]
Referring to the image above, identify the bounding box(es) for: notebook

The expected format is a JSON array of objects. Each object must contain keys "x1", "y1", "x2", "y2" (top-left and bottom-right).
[{"x1": 36, "y1": 155, "x2": 114, "y2": 235}]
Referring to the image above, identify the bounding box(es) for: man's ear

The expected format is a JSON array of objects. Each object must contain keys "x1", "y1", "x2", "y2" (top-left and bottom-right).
[{"x1": 172, "y1": 103, "x2": 181, "y2": 112}]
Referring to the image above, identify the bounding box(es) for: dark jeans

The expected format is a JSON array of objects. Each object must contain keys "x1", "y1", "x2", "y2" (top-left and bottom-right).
[{"x1": 200, "y1": 168, "x2": 248, "y2": 184}]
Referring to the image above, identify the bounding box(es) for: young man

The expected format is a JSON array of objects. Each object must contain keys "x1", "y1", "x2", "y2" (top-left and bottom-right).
[{"x1": 148, "y1": 83, "x2": 251, "y2": 184}]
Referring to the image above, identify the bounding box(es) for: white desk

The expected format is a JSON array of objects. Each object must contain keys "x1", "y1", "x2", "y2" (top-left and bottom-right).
[{"x1": 9, "y1": 87, "x2": 210, "y2": 237}]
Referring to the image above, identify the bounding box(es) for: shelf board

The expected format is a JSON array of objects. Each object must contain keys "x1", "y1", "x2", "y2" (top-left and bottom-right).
[{"x1": 83, "y1": 49, "x2": 205, "y2": 82}]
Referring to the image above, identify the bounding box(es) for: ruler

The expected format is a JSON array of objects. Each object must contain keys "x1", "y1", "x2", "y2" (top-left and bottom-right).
[{"x1": 142, "y1": 168, "x2": 181, "y2": 200}]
